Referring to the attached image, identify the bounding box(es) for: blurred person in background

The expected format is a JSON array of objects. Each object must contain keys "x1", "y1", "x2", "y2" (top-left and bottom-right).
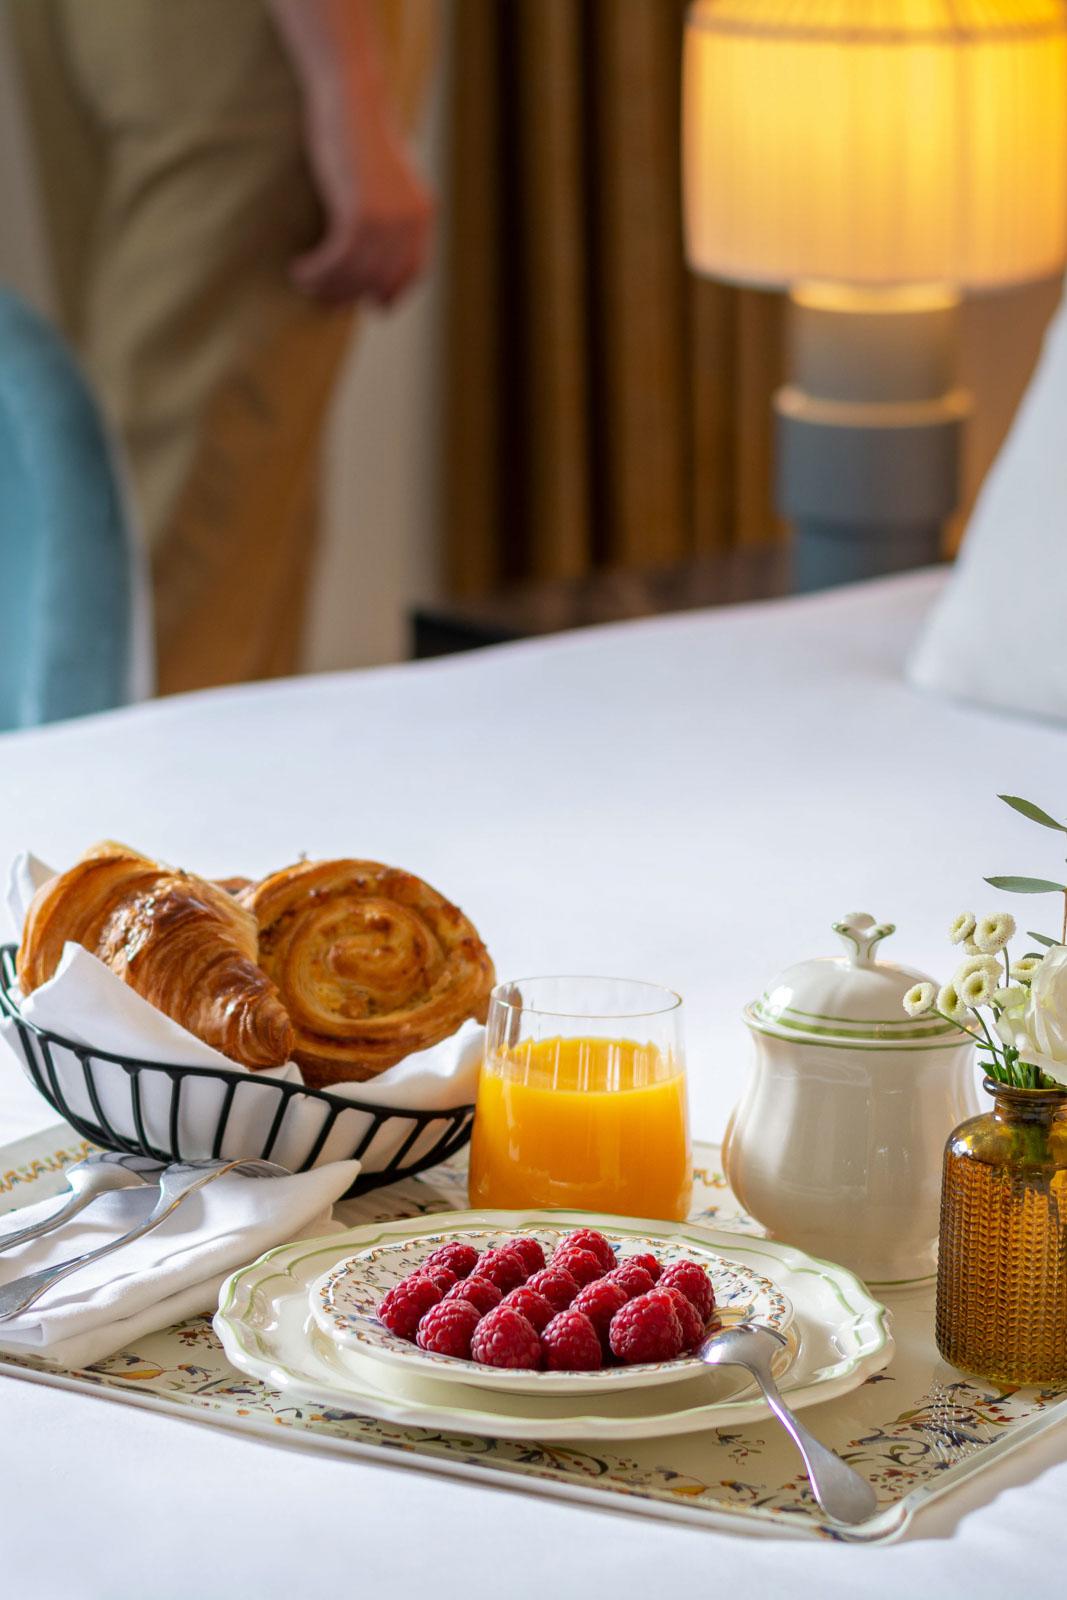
[{"x1": 11, "y1": 0, "x2": 435, "y2": 694}]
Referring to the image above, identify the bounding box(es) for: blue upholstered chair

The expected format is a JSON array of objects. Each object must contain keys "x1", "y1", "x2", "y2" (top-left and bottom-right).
[{"x1": 0, "y1": 289, "x2": 150, "y2": 730}]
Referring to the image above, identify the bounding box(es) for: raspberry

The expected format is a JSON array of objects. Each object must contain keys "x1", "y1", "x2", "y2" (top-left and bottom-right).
[
  {"x1": 608, "y1": 1289, "x2": 684, "y2": 1364},
  {"x1": 563, "y1": 1228, "x2": 615, "y2": 1272},
  {"x1": 415, "y1": 1298, "x2": 481, "y2": 1359},
  {"x1": 525, "y1": 1266, "x2": 579, "y2": 1312},
  {"x1": 626, "y1": 1252, "x2": 662, "y2": 1283},
  {"x1": 477, "y1": 1247, "x2": 528, "y2": 1292},
  {"x1": 658, "y1": 1260, "x2": 716, "y2": 1322},
  {"x1": 424, "y1": 1241, "x2": 480, "y2": 1280},
  {"x1": 471, "y1": 1307, "x2": 541, "y2": 1369},
  {"x1": 500, "y1": 1286, "x2": 555, "y2": 1333},
  {"x1": 541, "y1": 1310, "x2": 603, "y2": 1371},
  {"x1": 608, "y1": 1263, "x2": 655, "y2": 1300},
  {"x1": 443, "y1": 1275, "x2": 502, "y2": 1315},
  {"x1": 661, "y1": 1285, "x2": 705, "y2": 1352},
  {"x1": 551, "y1": 1246, "x2": 603, "y2": 1288},
  {"x1": 572, "y1": 1277, "x2": 629, "y2": 1347},
  {"x1": 503, "y1": 1236, "x2": 546, "y2": 1276},
  {"x1": 423, "y1": 1264, "x2": 459, "y2": 1294},
  {"x1": 378, "y1": 1275, "x2": 442, "y2": 1341}
]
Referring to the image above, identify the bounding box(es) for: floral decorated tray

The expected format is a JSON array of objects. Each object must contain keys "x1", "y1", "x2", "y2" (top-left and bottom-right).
[{"x1": 2, "y1": 1124, "x2": 1066, "y2": 1543}]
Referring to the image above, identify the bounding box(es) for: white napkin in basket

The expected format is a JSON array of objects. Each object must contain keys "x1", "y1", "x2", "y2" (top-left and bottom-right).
[
  {"x1": 1, "y1": 853, "x2": 484, "y2": 1173},
  {"x1": 0, "y1": 1158, "x2": 358, "y2": 1369}
]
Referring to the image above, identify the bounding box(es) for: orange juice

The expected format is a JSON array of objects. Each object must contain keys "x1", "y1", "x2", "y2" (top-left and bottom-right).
[{"x1": 467, "y1": 1035, "x2": 692, "y2": 1220}]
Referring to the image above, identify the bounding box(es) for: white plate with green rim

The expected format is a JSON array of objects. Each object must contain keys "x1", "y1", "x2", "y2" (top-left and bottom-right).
[
  {"x1": 308, "y1": 1222, "x2": 792, "y2": 1396},
  {"x1": 215, "y1": 1209, "x2": 893, "y2": 1442}
]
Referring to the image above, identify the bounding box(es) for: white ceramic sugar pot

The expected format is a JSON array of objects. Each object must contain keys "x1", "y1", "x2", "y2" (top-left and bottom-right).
[{"x1": 723, "y1": 913, "x2": 979, "y2": 1286}]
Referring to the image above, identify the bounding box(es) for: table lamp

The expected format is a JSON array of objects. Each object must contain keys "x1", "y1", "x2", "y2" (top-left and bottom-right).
[{"x1": 682, "y1": 0, "x2": 1067, "y2": 589}]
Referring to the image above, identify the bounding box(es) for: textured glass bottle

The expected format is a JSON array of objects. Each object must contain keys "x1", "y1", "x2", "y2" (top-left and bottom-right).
[{"x1": 937, "y1": 1083, "x2": 1067, "y2": 1385}]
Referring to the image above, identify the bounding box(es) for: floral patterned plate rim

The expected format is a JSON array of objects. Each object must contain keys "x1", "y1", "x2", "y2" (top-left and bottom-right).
[
  {"x1": 215, "y1": 1208, "x2": 893, "y2": 1440},
  {"x1": 308, "y1": 1221, "x2": 793, "y2": 1395}
]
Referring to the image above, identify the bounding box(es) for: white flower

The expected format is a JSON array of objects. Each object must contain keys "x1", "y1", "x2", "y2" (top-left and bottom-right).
[
  {"x1": 973, "y1": 913, "x2": 1017, "y2": 955},
  {"x1": 903, "y1": 981, "x2": 937, "y2": 1017},
  {"x1": 1023, "y1": 946, "x2": 1067, "y2": 1066},
  {"x1": 996, "y1": 1011, "x2": 1022, "y2": 1047},
  {"x1": 959, "y1": 967, "x2": 997, "y2": 1008},
  {"x1": 992, "y1": 948, "x2": 1067, "y2": 1086},
  {"x1": 997, "y1": 977, "x2": 1030, "y2": 1035},
  {"x1": 954, "y1": 955, "x2": 1001, "y2": 988},
  {"x1": 962, "y1": 939, "x2": 982, "y2": 956},
  {"x1": 949, "y1": 913, "x2": 977, "y2": 946},
  {"x1": 937, "y1": 982, "x2": 973, "y2": 1024},
  {"x1": 1011, "y1": 956, "x2": 1045, "y2": 983}
]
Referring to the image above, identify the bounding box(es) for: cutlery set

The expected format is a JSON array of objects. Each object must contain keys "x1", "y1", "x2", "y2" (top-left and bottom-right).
[{"x1": 0, "y1": 1153, "x2": 288, "y2": 1320}]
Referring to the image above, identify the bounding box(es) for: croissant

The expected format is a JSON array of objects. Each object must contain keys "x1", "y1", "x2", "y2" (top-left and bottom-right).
[
  {"x1": 241, "y1": 859, "x2": 495, "y2": 1086},
  {"x1": 17, "y1": 842, "x2": 294, "y2": 1069}
]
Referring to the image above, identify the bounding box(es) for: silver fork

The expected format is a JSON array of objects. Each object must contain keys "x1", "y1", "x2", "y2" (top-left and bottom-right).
[
  {"x1": 0, "y1": 1158, "x2": 289, "y2": 1322},
  {"x1": 0, "y1": 1153, "x2": 162, "y2": 1255}
]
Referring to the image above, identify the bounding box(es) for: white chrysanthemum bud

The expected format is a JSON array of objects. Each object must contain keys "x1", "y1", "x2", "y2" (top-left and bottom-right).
[
  {"x1": 903, "y1": 981, "x2": 937, "y2": 1018},
  {"x1": 974, "y1": 913, "x2": 1017, "y2": 954},
  {"x1": 949, "y1": 913, "x2": 977, "y2": 946},
  {"x1": 1011, "y1": 956, "x2": 1044, "y2": 983},
  {"x1": 959, "y1": 967, "x2": 997, "y2": 1007},
  {"x1": 937, "y1": 982, "x2": 972, "y2": 1024},
  {"x1": 954, "y1": 955, "x2": 1001, "y2": 987},
  {"x1": 993, "y1": 985, "x2": 1028, "y2": 1012}
]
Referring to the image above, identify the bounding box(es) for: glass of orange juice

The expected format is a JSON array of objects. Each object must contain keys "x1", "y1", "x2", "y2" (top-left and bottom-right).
[{"x1": 468, "y1": 976, "x2": 691, "y2": 1221}]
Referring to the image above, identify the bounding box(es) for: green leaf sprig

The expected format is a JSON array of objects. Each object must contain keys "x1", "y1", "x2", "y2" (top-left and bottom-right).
[{"x1": 986, "y1": 795, "x2": 1067, "y2": 947}]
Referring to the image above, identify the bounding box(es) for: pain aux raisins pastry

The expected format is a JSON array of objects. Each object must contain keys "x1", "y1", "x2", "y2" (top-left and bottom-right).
[{"x1": 239, "y1": 859, "x2": 495, "y2": 1087}]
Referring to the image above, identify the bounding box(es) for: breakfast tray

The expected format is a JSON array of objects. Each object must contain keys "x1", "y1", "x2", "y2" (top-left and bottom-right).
[{"x1": 2, "y1": 1125, "x2": 1066, "y2": 1543}]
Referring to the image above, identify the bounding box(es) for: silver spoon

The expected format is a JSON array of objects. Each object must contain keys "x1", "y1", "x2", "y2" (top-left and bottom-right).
[
  {"x1": 0, "y1": 1158, "x2": 288, "y2": 1322},
  {"x1": 698, "y1": 1323, "x2": 878, "y2": 1526},
  {"x1": 0, "y1": 1153, "x2": 162, "y2": 1255}
]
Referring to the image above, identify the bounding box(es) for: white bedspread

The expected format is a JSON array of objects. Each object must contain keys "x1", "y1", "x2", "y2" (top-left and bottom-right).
[{"x1": 1, "y1": 568, "x2": 1065, "y2": 1596}]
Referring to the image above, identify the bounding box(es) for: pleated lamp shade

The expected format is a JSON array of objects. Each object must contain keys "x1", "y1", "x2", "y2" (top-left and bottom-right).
[{"x1": 683, "y1": 0, "x2": 1067, "y2": 290}]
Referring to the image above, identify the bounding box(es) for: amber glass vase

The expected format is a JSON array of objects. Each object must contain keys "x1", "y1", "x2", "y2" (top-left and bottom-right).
[{"x1": 937, "y1": 1082, "x2": 1067, "y2": 1385}]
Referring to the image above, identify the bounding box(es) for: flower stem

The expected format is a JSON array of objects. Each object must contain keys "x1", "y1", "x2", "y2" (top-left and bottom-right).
[{"x1": 974, "y1": 1008, "x2": 1017, "y2": 1086}]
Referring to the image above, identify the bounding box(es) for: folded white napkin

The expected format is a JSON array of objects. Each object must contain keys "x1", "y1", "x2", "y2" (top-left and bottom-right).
[
  {"x1": 0, "y1": 1159, "x2": 358, "y2": 1369},
  {"x1": 1, "y1": 853, "x2": 484, "y2": 1173}
]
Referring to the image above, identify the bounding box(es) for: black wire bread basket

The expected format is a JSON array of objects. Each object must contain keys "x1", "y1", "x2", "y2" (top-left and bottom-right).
[{"x1": 0, "y1": 945, "x2": 475, "y2": 1198}]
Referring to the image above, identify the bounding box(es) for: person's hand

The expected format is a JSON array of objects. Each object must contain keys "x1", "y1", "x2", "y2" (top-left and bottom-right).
[{"x1": 293, "y1": 97, "x2": 435, "y2": 307}]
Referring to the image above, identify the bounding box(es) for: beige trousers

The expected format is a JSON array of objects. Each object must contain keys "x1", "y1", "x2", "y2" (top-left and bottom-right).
[{"x1": 12, "y1": 0, "x2": 421, "y2": 694}]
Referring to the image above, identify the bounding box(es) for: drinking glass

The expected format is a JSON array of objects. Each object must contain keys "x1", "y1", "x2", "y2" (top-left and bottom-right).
[{"x1": 467, "y1": 976, "x2": 691, "y2": 1221}]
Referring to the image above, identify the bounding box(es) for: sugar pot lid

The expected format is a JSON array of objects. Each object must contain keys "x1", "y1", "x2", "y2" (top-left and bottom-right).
[{"x1": 745, "y1": 912, "x2": 958, "y2": 1049}]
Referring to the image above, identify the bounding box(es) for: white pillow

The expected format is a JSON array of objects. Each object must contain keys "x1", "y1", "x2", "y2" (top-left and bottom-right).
[{"x1": 908, "y1": 285, "x2": 1067, "y2": 723}]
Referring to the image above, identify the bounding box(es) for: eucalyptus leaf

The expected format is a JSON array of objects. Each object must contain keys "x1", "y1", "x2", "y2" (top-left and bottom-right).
[
  {"x1": 1027, "y1": 931, "x2": 1061, "y2": 949},
  {"x1": 997, "y1": 794, "x2": 1067, "y2": 832},
  {"x1": 984, "y1": 876, "x2": 1067, "y2": 894}
]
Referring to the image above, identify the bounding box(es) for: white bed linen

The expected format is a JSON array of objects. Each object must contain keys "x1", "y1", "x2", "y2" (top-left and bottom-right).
[{"x1": 1, "y1": 569, "x2": 1065, "y2": 1597}]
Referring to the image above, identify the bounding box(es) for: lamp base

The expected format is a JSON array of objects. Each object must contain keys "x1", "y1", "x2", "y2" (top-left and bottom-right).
[
  {"x1": 791, "y1": 518, "x2": 943, "y2": 593},
  {"x1": 775, "y1": 285, "x2": 971, "y2": 592}
]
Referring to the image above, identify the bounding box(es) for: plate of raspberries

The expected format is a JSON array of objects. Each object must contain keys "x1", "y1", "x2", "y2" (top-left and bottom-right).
[{"x1": 310, "y1": 1220, "x2": 793, "y2": 1395}]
